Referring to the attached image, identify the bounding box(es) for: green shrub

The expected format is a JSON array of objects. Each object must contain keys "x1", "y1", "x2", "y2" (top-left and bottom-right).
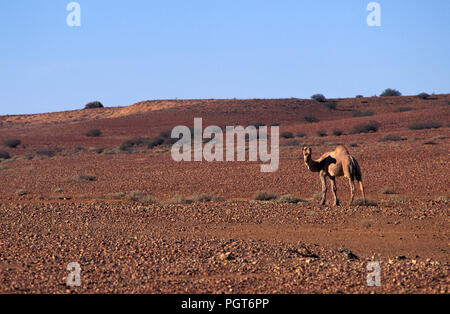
[
  {"x1": 84, "y1": 101, "x2": 104, "y2": 109},
  {"x1": 85, "y1": 129, "x2": 102, "y2": 137},
  {"x1": 311, "y1": 94, "x2": 326, "y2": 102},
  {"x1": 355, "y1": 95, "x2": 364, "y2": 98},
  {"x1": 4, "y1": 139, "x2": 21, "y2": 148},
  {"x1": 416, "y1": 92, "x2": 429, "y2": 99},
  {"x1": 380, "y1": 88, "x2": 402, "y2": 97}
]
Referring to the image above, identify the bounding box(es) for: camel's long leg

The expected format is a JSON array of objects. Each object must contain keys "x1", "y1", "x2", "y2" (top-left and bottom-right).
[
  {"x1": 330, "y1": 176, "x2": 339, "y2": 206},
  {"x1": 348, "y1": 177, "x2": 355, "y2": 205},
  {"x1": 358, "y1": 180, "x2": 366, "y2": 204},
  {"x1": 319, "y1": 171, "x2": 327, "y2": 205}
]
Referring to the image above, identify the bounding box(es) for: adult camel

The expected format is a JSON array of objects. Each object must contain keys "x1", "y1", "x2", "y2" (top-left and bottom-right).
[{"x1": 302, "y1": 145, "x2": 366, "y2": 206}]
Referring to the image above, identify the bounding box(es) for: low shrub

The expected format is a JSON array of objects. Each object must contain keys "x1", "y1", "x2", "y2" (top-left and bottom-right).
[
  {"x1": 296, "y1": 132, "x2": 306, "y2": 138},
  {"x1": 380, "y1": 88, "x2": 401, "y2": 97},
  {"x1": 394, "y1": 107, "x2": 415, "y2": 112},
  {"x1": 408, "y1": 122, "x2": 441, "y2": 130},
  {"x1": 0, "y1": 150, "x2": 10, "y2": 159},
  {"x1": 280, "y1": 132, "x2": 294, "y2": 139},
  {"x1": 352, "y1": 121, "x2": 380, "y2": 134},
  {"x1": 277, "y1": 195, "x2": 306, "y2": 204},
  {"x1": 323, "y1": 101, "x2": 336, "y2": 110},
  {"x1": 380, "y1": 187, "x2": 397, "y2": 195},
  {"x1": 84, "y1": 101, "x2": 104, "y2": 109},
  {"x1": 36, "y1": 149, "x2": 55, "y2": 157},
  {"x1": 85, "y1": 129, "x2": 102, "y2": 137},
  {"x1": 332, "y1": 129, "x2": 343, "y2": 136},
  {"x1": 281, "y1": 139, "x2": 301, "y2": 146},
  {"x1": 127, "y1": 191, "x2": 155, "y2": 204},
  {"x1": 302, "y1": 115, "x2": 319, "y2": 123},
  {"x1": 4, "y1": 139, "x2": 21, "y2": 148},
  {"x1": 380, "y1": 134, "x2": 406, "y2": 142},
  {"x1": 316, "y1": 130, "x2": 327, "y2": 137},
  {"x1": 253, "y1": 191, "x2": 278, "y2": 201},
  {"x1": 416, "y1": 92, "x2": 429, "y2": 99},
  {"x1": 311, "y1": 94, "x2": 326, "y2": 102},
  {"x1": 352, "y1": 110, "x2": 374, "y2": 117},
  {"x1": 355, "y1": 95, "x2": 364, "y2": 98}
]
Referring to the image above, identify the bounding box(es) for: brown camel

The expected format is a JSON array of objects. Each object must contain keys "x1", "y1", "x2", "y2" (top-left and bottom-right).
[{"x1": 302, "y1": 145, "x2": 366, "y2": 206}]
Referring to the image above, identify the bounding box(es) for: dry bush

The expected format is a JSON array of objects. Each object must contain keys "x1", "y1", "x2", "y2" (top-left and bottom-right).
[
  {"x1": 380, "y1": 187, "x2": 397, "y2": 195},
  {"x1": 351, "y1": 198, "x2": 377, "y2": 206},
  {"x1": 86, "y1": 129, "x2": 102, "y2": 137},
  {"x1": 408, "y1": 122, "x2": 441, "y2": 130},
  {"x1": 302, "y1": 115, "x2": 319, "y2": 123},
  {"x1": 4, "y1": 139, "x2": 21, "y2": 148},
  {"x1": 253, "y1": 191, "x2": 278, "y2": 201},
  {"x1": 64, "y1": 175, "x2": 97, "y2": 183},
  {"x1": 127, "y1": 191, "x2": 155, "y2": 204},
  {"x1": 0, "y1": 150, "x2": 10, "y2": 160},
  {"x1": 277, "y1": 195, "x2": 307, "y2": 204},
  {"x1": 352, "y1": 121, "x2": 380, "y2": 134},
  {"x1": 15, "y1": 189, "x2": 28, "y2": 196}
]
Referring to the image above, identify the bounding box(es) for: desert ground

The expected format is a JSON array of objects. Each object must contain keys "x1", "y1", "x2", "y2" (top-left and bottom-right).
[{"x1": 0, "y1": 94, "x2": 448, "y2": 293}]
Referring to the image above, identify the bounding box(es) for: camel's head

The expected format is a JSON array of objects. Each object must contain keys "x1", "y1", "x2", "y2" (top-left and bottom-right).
[{"x1": 302, "y1": 147, "x2": 311, "y2": 160}]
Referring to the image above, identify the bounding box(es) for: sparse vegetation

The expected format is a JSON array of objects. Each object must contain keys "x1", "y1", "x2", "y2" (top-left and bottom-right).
[
  {"x1": 332, "y1": 129, "x2": 343, "y2": 136},
  {"x1": 355, "y1": 95, "x2": 364, "y2": 98},
  {"x1": 277, "y1": 195, "x2": 306, "y2": 204},
  {"x1": 316, "y1": 130, "x2": 327, "y2": 137},
  {"x1": 36, "y1": 149, "x2": 55, "y2": 157},
  {"x1": 311, "y1": 94, "x2": 326, "y2": 102},
  {"x1": 0, "y1": 150, "x2": 11, "y2": 159},
  {"x1": 281, "y1": 139, "x2": 301, "y2": 146},
  {"x1": 84, "y1": 101, "x2": 104, "y2": 109},
  {"x1": 280, "y1": 132, "x2": 294, "y2": 139},
  {"x1": 296, "y1": 132, "x2": 306, "y2": 138},
  {"x1": 253, "y1": 191, "x2": 278, "y2": 201},
  {"x1": 171, "y1": 194, "x2": 193, "y2": 204},
  {"x1": 381, "y1": 187, "x2": 397, "y2": 195},
  {"x1": 302, "y1": 115, "x2": 319, "y2": 123},
  {"x1": 416, "y1": 92, "x2": 429, "y2": 99},
  {"x1": 352, "y1": 198, "x2": 377, "y2": 206},
  {"x1": 15, "y1": 189, "x2": 28, "y2": 196},
  {"x1": 323, "y1": 101, "x2": 336, "y2": 110},
  {"x1": 352, "y1": 121, "x2": 380, "y2": 134},
  {"x1": 85, "y1": 129, "x2": 102, "y2": 137},
  {"x1": 352, "y1": 110, "x2": 374, "y2": 117},
  {"x1": 104, "y1": 192, "x2": 125, "y2": 200},
  {"x1": 380, "y1": 88, "x2": 402, "y2": 97},
  {"x1": 127, "y1": 191, "x2": 155, "y2": 204},
  {"x1": 4, "y1": 139, "x2": 21, "y2": 148},
  {"x1": 380, "y1": 134, "x2": 406, "y2": 142},
  {"x1": 408, "y1": 122, "x2": 441, "y2": 130},
  {"x1": 64, "y1": 175, "x2": 97, "y2": 183},
  {"x1": 394, "y1": 107, "x2": 415, "y2": 112}
]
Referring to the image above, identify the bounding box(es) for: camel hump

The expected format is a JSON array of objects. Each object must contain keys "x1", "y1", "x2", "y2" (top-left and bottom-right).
[{"x1": 335, "y1": 145, "x2": 350, "y2": 155}]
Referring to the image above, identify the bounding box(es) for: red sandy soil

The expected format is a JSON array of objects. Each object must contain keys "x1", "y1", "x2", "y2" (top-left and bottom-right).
[{"x1": 0, "y1": 95, "x2": 448, "y2": 293}]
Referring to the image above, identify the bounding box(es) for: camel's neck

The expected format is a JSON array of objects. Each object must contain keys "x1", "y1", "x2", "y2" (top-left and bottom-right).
[{"x1": 304, "y1": 155, "x2": 321, "y2": 172}]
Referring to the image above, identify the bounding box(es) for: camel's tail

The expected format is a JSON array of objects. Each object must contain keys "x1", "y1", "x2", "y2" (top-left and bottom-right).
[{"x1": 350, "y1": 156, "x2": 362, "y2": 182}]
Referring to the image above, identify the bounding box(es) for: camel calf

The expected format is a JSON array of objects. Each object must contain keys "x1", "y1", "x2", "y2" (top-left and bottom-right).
[{"x1": 302, "y1": 145, "x2": 366, "y2": 206}]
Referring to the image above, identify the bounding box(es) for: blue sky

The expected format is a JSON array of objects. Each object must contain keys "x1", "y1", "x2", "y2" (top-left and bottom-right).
[{"x1": 1, "y1": 0, "x2": 449, "y2": 115}]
